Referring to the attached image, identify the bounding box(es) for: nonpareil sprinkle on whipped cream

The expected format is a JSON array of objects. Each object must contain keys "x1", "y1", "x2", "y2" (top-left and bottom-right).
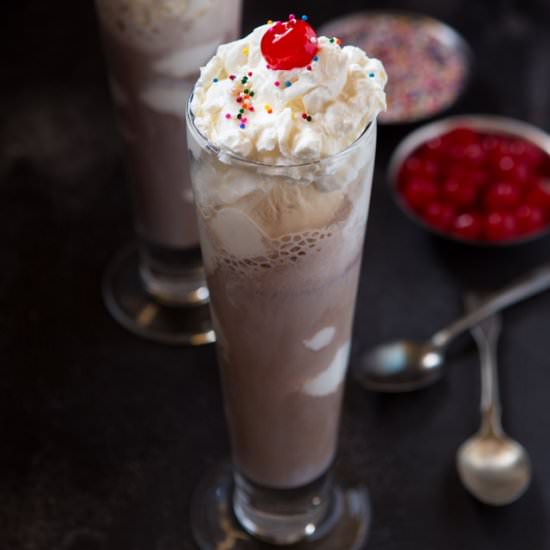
[{"x1": 190, "y1": 14, "x2": 387, "y2": 163}]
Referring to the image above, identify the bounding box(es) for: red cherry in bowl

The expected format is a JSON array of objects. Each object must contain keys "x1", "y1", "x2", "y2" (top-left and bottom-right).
[
  {"x1": 484, "y1": 181, "x2": 522, "y2": 212},
  {"x1": 423, "y1": 202, "x2": 456, "y2": 231},
  {"x1": 515, "y1": 205, "x2": 546, "y2": 234},
  {"x1": 452, "y1": 212, "x2": 483, "y2": 240},
  {"x1": 526, "y1": 178, "x2": 550, "y2": 211},
  {"x1": 442, "y1": 175, "x2": 478, "y2": 208},
  {"x1": 261, "y1": 18, "x2": 318, "y2": 70},
  {"x1": 484, "y1": 212, "x2": 518, "y2": 241},
  {"x1": 401, "y1": 177, "x2": 438, "y2": 211}
]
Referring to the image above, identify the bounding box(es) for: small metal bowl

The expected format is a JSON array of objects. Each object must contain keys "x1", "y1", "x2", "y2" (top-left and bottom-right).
[{"x1": 389, "y1": 115, "x2": 550, "y2": 246}]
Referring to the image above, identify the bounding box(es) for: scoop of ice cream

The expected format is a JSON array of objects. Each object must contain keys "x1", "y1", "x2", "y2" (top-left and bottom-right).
[
  {"x1": 238, "y1": 182, "x2": 348, "y2": 238},
  {"x1": 190, "y1": 20, "x2": 387, "y2": 164},
  {"x1": 202, "y1": 181, "x2": 348, "y2": 260}
]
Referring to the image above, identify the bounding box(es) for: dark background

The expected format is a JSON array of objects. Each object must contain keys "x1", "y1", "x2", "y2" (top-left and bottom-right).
[{"x1": 1, "y1": 1, "x2": 550, "y2": 549}]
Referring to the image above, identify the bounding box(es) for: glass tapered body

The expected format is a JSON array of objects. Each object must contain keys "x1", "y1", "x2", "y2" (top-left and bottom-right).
[{"x1": 187, "y1": 99, "x2": 378, "y2": 545}]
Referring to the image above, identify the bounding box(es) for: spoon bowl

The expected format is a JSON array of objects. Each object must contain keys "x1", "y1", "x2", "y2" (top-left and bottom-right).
[
  {"x1": 357, "y1": 340, "x2": 444, "y2": 392},
  {"x1": 457, "y1": 433, "x2": 531, "y2": 505}
]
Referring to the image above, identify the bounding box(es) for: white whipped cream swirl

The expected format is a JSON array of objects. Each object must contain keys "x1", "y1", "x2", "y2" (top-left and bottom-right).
[{"x1": 191, "y1": 24, "x2": 387, "y2": 164}]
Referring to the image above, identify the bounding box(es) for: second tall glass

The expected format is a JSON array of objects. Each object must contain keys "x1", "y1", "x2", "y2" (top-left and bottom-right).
[{"x1": 96, "y1": 0, "x2": 242, "y2": 344}]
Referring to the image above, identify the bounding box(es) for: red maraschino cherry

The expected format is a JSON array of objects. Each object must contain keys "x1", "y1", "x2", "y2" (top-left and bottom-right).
[{"x1": 261, "y1": 16, "x2": 318, "y2": 70}]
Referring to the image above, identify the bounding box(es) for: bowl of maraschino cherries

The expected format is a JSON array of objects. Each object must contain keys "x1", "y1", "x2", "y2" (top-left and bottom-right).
[{"x1": 391, "y1": 115, "x2": 550, "y2": 245}]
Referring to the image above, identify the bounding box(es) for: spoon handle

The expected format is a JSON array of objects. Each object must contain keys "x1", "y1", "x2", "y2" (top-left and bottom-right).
[
  {"x1": 431, "y1": 263, "x2": 550, "y2": 349},
  {"x1": 467, "y1": 295, "x2": 503, "y2": 436}
]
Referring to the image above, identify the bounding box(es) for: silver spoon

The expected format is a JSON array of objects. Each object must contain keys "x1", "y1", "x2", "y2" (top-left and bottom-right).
[
  {"x1": 456, "y1": 293, "x2": 531, "y2": 505},
  {"x1": 355, "y1": 263, "x2": 550, "y2": 393}
]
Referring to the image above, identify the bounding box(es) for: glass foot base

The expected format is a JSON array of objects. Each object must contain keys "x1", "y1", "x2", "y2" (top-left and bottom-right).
[
  {"x1": 103, "y1": 245, "x2": 215, "y2": 346},
  {"x1": 191, "y1": 464, "x2": 371, "y2": 549}
]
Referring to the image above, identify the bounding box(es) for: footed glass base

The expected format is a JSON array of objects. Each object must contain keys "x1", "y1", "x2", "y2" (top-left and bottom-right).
[
  {"x1": 102, "y1": 245, "x2": 215, "y2": 346},
  {"x1": 191, "y1": 464, "x2": 371, "y2": 549}
]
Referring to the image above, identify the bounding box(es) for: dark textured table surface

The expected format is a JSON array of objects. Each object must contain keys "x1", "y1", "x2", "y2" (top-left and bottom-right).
[{"x1": 2, "y1": 1, "x2": 550, "y2": 549}]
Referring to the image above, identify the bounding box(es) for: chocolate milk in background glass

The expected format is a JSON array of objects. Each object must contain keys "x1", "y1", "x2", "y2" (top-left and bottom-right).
[{"x1": 95, "y1": 0, "x2": 242, "y2": 258}]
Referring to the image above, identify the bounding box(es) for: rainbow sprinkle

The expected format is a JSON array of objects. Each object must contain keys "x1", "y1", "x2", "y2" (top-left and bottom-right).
[{"x1": 226, "y1": 72, "x2": 263, "y2": 129}]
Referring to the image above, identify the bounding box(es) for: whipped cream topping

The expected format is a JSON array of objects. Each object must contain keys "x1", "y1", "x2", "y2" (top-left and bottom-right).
[{"x1": 191, "y1": 23, "x2": 386, "y2": 164}]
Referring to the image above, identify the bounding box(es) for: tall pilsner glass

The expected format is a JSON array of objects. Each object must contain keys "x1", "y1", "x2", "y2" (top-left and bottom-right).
[
  {"x1": 95, "y1": 0, "x2": 242, "y2": 344},
  {"x1": 187, "y1": 99, "x2": 378, "y2": 548}
]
